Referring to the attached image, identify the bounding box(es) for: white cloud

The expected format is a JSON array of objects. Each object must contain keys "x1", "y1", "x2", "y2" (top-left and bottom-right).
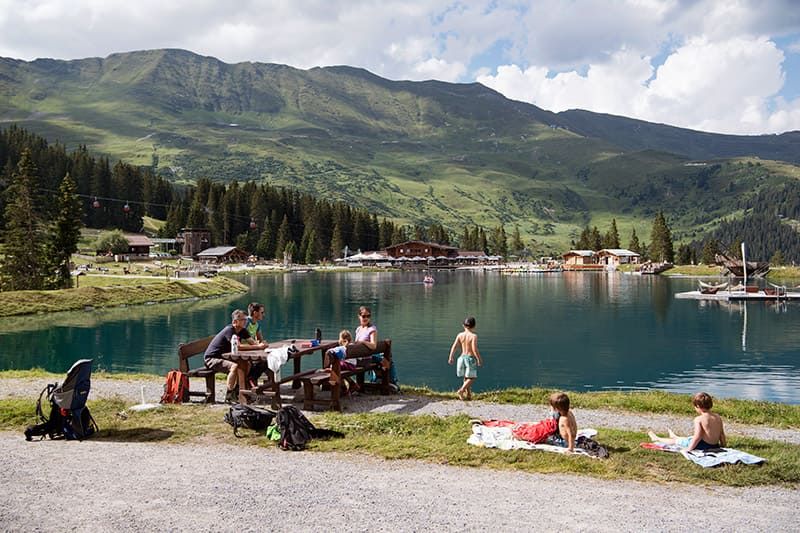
[
  {"x1": 479, "y1": 36, "x2": 799, "y2": 134},
  {"x1": 0, "y1": 0, "x2": 799, "y2": 133},
  {"x1": 411, "y1": 57, "x2": 466, "y2": 82}
]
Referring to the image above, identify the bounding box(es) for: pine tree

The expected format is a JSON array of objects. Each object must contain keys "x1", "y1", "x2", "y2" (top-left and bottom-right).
[
  {"x1": 274, "y1": 215, "x2": 291, "y2": 260},
  {"x1": 329, "y1": 222, "x2": 345, "y2": 259},
  {"x1": 649, "y1": 211, "x2": 674, "y2": 262},
  {"x1": 0, "y1": 150, "x2": 47, "y2": 290},
  {"x1": 628, "y1": 228, "x2": 641, "y2": 254},
  {"x1": 48, "y1": 173, "x2": 83, "y2": 288},
  {"x1": 591, "y1": 226, "x2": 602, "y2": 251},
  {"x1": 304, "y1": 228, "x2": 318, "y2": 264},
  {"x1": 510, "y1": 225, "x2": 524, "y2": 254},
  {"x1": 255, "y1": 215, "x2": 273, "y2": 259},
  {"x1": 603, "y1": 218, "x2": 620, "y2": 248}
]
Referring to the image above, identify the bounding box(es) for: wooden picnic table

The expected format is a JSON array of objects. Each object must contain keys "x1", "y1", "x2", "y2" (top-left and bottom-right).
[{"x1": 221, "y1": 339, "x2": 339, "y2": 404}]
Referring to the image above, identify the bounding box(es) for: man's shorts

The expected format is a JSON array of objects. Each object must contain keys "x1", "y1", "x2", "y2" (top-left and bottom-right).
[
  {"x1": 457, "y1": 354, "x2": 478, "y2": 378},
  {"x1": 205, "y1": 357, "x2": 236, "y2": 372}
]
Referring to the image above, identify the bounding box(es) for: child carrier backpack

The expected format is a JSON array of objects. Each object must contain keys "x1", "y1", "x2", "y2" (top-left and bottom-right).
[
  {"x1": 24, "y1": 359, "x2": 98, "y2": 441},
  {"x1": 160, "y1": 370, "x2": 189, "y2": 404},
  {"x1": 223, "y1": 403, "x2": 276, "y2": 437},
  {"x1": 276, "y1": 405, "x2": 316, "y2": 451}
]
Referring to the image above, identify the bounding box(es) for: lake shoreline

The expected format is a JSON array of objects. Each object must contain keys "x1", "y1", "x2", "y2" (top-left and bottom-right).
[{"x1": 0, "y1": 275, "x2": 249, "y2": 317}]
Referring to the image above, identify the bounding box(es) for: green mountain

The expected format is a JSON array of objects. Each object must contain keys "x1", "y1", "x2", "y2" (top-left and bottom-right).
[{"x1": 1, "y1": 48, "x2": 798, "y2": 252}]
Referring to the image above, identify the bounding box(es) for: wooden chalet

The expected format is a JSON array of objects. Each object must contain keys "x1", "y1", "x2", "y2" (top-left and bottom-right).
[
  {"x1": 120, "y1": 234, "x2": 153, "y2": 260},
  {"x1": 596, "y1": 248, "x2": 640, "y2": 267},
  {"x1": 384, "y1": 240, "x2": 459, "y2": 259},
  {"x1": 196, "y1": 246, "x2": 249, "y2": 263}
]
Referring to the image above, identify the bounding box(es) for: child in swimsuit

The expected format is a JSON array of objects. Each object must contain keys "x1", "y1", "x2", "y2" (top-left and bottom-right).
[
  {"x1": 447, "y1": 316, "x2": 483, "y2": 400},
  {"x1": 546, "y1": 392, "x2": 578, "y2": 452},
  {"x1": 648, "y1": 391, "x2": 727, "y2": 451}
]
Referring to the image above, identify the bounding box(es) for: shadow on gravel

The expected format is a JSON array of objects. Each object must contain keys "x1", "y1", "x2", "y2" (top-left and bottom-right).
[
  {"x1": 94, "y1": 428, "x2": 173, "y2": 442},
  {"x1": 343, "y1": 394, "x2": 444, "y2": 415}
]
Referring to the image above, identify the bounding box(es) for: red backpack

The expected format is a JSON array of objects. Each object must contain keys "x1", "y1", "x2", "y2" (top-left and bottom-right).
[{"x1": 160, "y1": 370, "x2": 189, "y2": 404}]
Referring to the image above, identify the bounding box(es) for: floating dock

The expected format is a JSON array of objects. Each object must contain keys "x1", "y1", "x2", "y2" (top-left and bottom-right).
[{"x1": 675, "y1": 289, "x2": 800, "y2": 301}]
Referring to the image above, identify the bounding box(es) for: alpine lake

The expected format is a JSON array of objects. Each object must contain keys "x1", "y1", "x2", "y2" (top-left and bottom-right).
[{"x1": 2, "y1": 270, "x2": 799, "y2": 404}]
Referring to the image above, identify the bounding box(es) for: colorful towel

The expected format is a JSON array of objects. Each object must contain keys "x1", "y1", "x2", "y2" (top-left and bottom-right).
[
  {"x1": 640, "y1": 442, "x2": 766, "y2": 467},
  {"x1": 468, "y1": 423, "x2": 598, "y2": 457}
]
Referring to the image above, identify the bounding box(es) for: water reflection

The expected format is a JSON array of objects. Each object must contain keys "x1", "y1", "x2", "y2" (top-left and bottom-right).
[
  {"x1": 1, "y1": 271, "x2": 799, "y2": 403},
  {"x1": 640, "y1": 363, "x2": 800, "y2": 404}
]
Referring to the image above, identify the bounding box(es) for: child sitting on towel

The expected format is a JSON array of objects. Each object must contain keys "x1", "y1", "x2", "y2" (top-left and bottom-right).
[
  {"x1": 546, "y1": 392, "x2": 578, "y2": 452},
  {"x1": 648, "y1": 392, "x2": 727, "y2": 451}
]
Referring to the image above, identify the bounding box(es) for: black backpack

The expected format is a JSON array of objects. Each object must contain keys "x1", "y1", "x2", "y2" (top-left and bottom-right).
[
  {"x1": 224, "y1": 404, "x2": 276, "y2": 437},
  {"x1": 276, "y1": 405, "x2": 316, "y2": 451}
]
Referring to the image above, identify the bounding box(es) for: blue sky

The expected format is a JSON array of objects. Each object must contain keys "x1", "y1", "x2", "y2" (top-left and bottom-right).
[{"x1": 1, "y1": 0, "x2": 799, "y2": 134}]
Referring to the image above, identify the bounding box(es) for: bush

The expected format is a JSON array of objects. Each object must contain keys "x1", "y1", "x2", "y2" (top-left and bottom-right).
[{"x1": 94, "y1": 230, "x2": 129, "y2": 255}]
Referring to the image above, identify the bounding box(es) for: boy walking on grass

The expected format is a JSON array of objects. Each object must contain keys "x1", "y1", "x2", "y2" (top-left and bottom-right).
[
  {"x1": 648, "y1": 391, "x2": 727, "y2": 451},
  {"x1": 448, "y1": 316, "x2": 482, "y2": 400}
]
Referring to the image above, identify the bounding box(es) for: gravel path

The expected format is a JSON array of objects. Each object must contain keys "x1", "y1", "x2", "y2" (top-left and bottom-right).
[{"x1": 2, "y1": 377, "x2": 799, "y2": 531}]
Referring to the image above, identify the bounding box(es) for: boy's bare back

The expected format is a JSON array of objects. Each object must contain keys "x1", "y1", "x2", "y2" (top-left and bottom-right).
[
  {"x1": 456, "y1": 330, "x2": 481, "y2": 361},
  {"x1": 694, "y1": 411, "x2": 726, "y2": 446}
]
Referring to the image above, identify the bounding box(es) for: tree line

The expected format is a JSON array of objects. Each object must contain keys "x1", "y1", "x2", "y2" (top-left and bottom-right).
[
  {"x1": 1, "y1": 126, "x2": 522, "y2": 291},
  {"x1": 571, "y1": 213, "x2": 675, "y2": 263}
]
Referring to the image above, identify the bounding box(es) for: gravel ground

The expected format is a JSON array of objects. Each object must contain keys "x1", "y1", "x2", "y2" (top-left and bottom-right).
[{"x1": 2, "y1": 377, "x2": 799, "y2": 531}]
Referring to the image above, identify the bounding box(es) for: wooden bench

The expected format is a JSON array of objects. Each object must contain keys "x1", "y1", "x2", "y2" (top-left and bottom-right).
[
  {"x1": 237, "y1": 339, "x2": 339, "y2": 408},
  {"x1": 178, "y1": 335, "x2": 218, "y2": 403},
  {"x1": 300, "y1": 339, "x2": 393, "y2": 412}
]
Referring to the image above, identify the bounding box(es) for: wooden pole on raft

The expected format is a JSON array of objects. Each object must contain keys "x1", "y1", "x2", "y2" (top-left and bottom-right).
[{"x1": 741, "y1": 242, "x2": 747, "y2": 286}]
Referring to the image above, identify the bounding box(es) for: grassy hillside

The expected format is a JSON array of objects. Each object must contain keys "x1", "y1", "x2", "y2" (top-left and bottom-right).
[{"x1": 1, "y1": 49, "x2": 799, "y2": 251}]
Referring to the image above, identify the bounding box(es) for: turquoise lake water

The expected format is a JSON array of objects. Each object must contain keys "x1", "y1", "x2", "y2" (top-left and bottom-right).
[{"x1": 1, "y1": 271, "x2": 799, "y2": 403}]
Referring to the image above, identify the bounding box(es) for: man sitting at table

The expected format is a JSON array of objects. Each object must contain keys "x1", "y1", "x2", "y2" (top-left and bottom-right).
[{"x1": 204, "y1": 309, "x2": 267, "y2": 403}]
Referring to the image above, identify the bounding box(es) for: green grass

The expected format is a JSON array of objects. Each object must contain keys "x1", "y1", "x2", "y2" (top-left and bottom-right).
[
  {"x1": 0, "y1": 276, "x2": 248, "y2": 316},
  {"x1": 405, "y1": 386, "x2": 800, "y2": 428},
  {"x1": 2, "y1": 398, "x2": 796, "y2": 487},
  {"x1": 663, "y1": 264, "x2": 725, "y2": 276}
]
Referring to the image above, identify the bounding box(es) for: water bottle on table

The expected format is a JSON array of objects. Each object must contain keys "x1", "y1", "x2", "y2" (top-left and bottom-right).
[{"x1": 231, "y1": 334, "x2": 239, "y2": 355}]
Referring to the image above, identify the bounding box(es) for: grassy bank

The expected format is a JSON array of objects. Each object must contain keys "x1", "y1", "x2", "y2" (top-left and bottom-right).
[
  {"x1": 4, "y1": 372, "x2": 798, "y2": 428},
  {"x1": 0, "y1": 276, "x2": 248, "y2": 317},
  {"x1": 1, "y1": 395, "x2": 797, "y2": 487}
]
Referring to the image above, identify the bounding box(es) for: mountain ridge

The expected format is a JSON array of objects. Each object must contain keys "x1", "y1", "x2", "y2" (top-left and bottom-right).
[{"x1": 1, "y1": 48, "x2": 798, "y2": 252}]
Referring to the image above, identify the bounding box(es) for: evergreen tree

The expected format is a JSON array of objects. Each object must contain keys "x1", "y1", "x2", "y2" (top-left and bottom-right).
[
  {"x1": 274, "y1": 215, "x2": 291, "y2": 260},
  {"x1": 628, "y1": 228, "x2": 641, "y2": 254},
  {"x1": 770, "y1": 249, "x2": 785, "y2": 266},
  {"x1": 304, "y1": 228, "x2": 318, "y2": 264},
  {"x1": 329, "y1": 222, "x2": 345, "y2": 259},
  {"x1": 510, "y1": 225, "x2": 524, "y2": 254},
  {"x1": 676, "y1": 244, "x2": 692, "y2": 265},
  {"x1": 185, "y1": 188, "x2": 207, "y2": 229},
  {"x1": 576, "y1": 226, "x2": 592, "y2": 249},
  {"x1": 0, "y1": 150, "x2": 47, "y2": 290},
  {"x1": 649, "y1": 211, "x2": 674, "y2": 262},
  {"x1": 48, "y1": 173, "x2": 83, "y2": 288},
  {"x1": 603, "y1": 218, "x2": 621, "y2": 248},
  {"x1": 478, "y1": 228, "x2": 488, "y2": 253},
  {"x1": 255, "y1": 214, "x2": 274, "y2": 259},
  {"x1": 591, "y1": 226, "x2": 602, "y2": 251},
  {"x1": 489, "y1": 224, "x2": 508, "y2": 258}
]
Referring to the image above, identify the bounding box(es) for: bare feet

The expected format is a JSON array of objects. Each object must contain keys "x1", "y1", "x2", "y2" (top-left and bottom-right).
[
  {"x1": 466, "y1": 390, "x2": 473, "y2": 401},
  {"x1": 648, "y1": 431, "x2": 659, "y2": 441},
  {"x1": 668, "y1": 428, "x2": 679, "y2": 439},
  {"x1": 457, "y1": 390, "x2": 466, "y2": 400}
]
